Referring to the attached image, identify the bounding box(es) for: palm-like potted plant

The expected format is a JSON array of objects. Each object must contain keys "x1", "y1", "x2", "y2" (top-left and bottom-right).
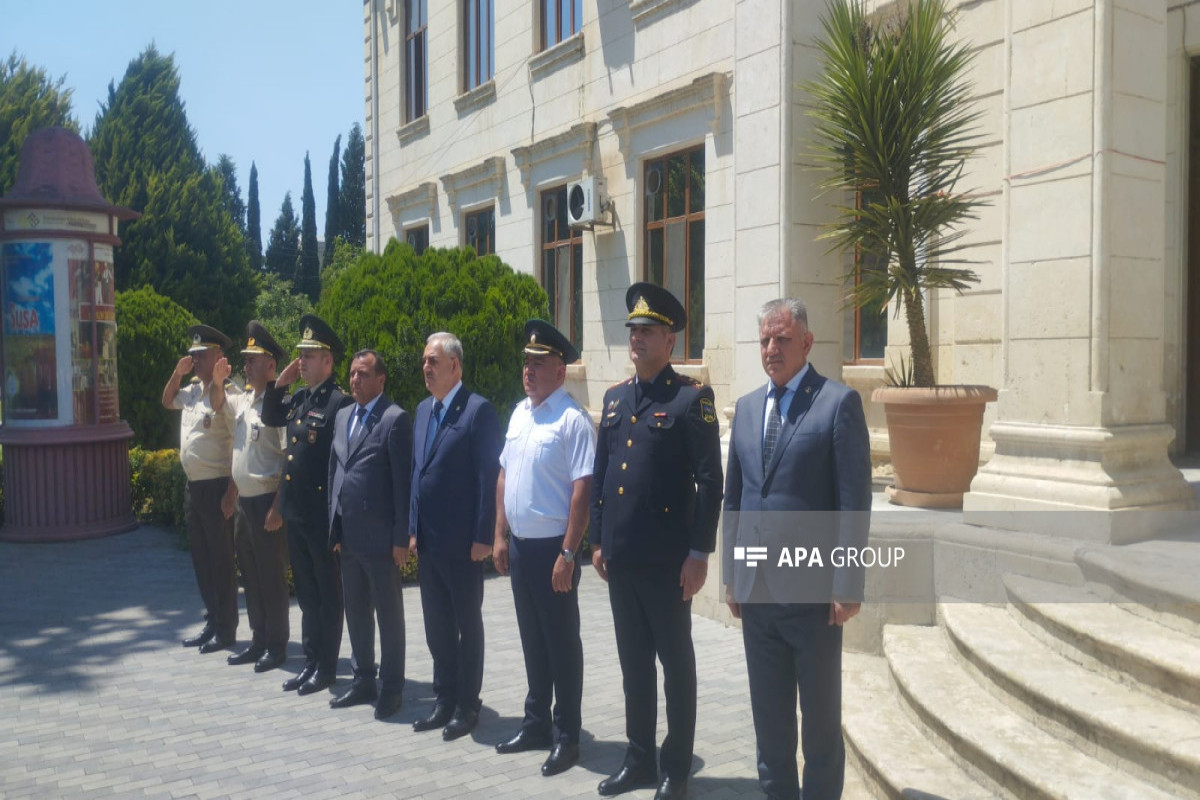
[{"x1": 808, "y1": 0, "x2": 996, "y2": 508}]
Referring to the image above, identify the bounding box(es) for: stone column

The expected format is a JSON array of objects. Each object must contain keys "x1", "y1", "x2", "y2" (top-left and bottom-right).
[{"x1": 963, "y1": 0, "x2": 1193, "y2": 542}]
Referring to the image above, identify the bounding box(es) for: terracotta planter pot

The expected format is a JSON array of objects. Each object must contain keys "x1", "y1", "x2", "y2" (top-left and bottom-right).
[{"x1": 872, "y1": 385, "x2": 998, "y2": 509}]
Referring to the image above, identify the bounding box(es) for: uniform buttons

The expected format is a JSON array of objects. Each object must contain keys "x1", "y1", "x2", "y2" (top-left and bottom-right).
[
  {"x1": 627, "y1": 439, "x2": 633, "y2": 448},
  {"x1": 618, "y1": 486, "x2": 624, "y2": 495},
  {"x1": 621, "y1": 463, "x2": 627, "y2": 470},
  {"x1": 287, "y1": 454, "x2": 294, "y2": 461},
  {"x1": 291, "y1": 436, "x2": 298, "y2": 444},
  {"x1": 665, "y1": 507, "x2": 670, "y2": 512},
  {"x1": 631, "y1": 415, "x2": 637, "y2": 424},
  {"x1": 285, "y1": 474, "x2": 292, "y2": 481},
  {"x1": 317, "y1": 485, "x2": 323, "y2": 491}
]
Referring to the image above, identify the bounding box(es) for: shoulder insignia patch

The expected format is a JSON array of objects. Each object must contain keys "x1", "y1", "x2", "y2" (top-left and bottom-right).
[
  {"x1": 677, "y1": 374, "x2": 699, "y2": 386},
  {"x1": 699, "y1": 397, "x2": 717, "y2": 424}
]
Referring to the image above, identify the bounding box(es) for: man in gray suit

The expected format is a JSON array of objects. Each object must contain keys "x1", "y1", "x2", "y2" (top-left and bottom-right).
[
  {"x1": 327, "y1": 349, "x2": 413, "y2": 720},
  {"x1": 723, "y1": 298, "x2": 871, "y2": 800}
]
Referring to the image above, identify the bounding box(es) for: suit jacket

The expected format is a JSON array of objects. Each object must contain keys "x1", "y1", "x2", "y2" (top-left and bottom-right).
[
  {"x1": 261, "y1": 376, "x2": 353, "y2": 525},
  {"x1": 328, "y1": 396, "x2": 413, "y2": 556},
  {"x1": 589, "y1": 365, "x2": 724, "y2": 571},
  {"x1": 410, "y1": 387, "x2": 501, "y2": 560},
  {"x1": 722, "y1": 366, "x2": 871, "y2": 604}
]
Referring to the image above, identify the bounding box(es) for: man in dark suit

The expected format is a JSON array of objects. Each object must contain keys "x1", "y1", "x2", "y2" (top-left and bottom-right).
[
  {"x1": 723, "y1": 298, "x2": 872, "y2": 800},
  {"x1": 590, "y1": 283, "x2": 724, "y2": 800},
  {"x1": 410, "y1": 332, "x2": 501, "y2": 741},
  {"x1": 327, "y1": 349, "x2": 413, "y2": 720},
  {"x1": 260, "y1": 315, "x2": 353, "y2": 696}
]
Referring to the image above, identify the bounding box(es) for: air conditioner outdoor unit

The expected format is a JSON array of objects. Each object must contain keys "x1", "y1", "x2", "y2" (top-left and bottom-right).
[{"x1": 567, "y1": 176, "x2": 609, "y2": 228}]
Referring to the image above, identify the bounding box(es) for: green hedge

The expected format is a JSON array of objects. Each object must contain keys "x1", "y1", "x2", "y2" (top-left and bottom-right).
[{"x1": 129, "y1": 446, "x2": 188, "y2": 529}]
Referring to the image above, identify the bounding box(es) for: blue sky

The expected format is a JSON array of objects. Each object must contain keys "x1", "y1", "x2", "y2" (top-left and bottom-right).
[{"x1": 2, "y1": 0, "x2": 364, "y2": 242}]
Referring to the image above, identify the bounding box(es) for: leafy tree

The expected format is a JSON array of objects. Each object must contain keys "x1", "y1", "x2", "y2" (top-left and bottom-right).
[
  {"x1": 253, "y1": 272, "x2": 313, "y2": 356},
  {"x1": 320, "y1": 237, "x2": 363, "y2": 293},
  {"x1": 0, "y1": 52, "x2": 78, "y2": 195},
  {"x1": 323, "y1": 135, "x2": 341, "y2": 268},
  {"x1": 264, "y1": 192, "x2": 300, "y2": 278},
  {"x1": 338, "y1": 123, "x2": 366, "y2": 247},
  {"x1": 297, "y1": 152, "x2": 320, "y2": 303},
  {"x1": 115, "y1": 286, "x2": 198, "y2": 449},
  {"x1": 213, "y1": 154, "x2": 246, "y2": 234},
  {"x1": 247, "y1": 161, "x2": 262, "y2": 272},
  {"x1": 318, "y1": 241, "x2": 548, "y2": 424}
]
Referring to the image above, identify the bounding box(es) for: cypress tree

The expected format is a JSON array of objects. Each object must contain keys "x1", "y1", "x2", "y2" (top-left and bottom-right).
[
  {"x1": 247, "y1": 162, "x2": 262, "y2": 272},
  {"x1": 264, "y1": 192, "x2": 300, "y2": 278},
  {"x1": 214, "y1": 154, "x2": 245, "y2": 234},
  {"x1": 298, "y1": 152, "x2": 320, "y2": 303},
  {"x1": 339, "y1": 123, "x2": 366, "y2": 248},
  {"x1": 322, "y1": 134, "x2": 341, "y2": 268}
]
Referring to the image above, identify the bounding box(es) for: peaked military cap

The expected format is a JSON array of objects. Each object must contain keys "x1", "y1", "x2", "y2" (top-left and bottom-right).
[
  {"x1": 524, "y1": 319, "x2": 579, "y2": 365},
  {"x1": 242, "y1": 320, "x2": 286, "y2": 362},
  {"x1": 625, "y1": 282, "x2": 687, "y2": 332},
  {"x1": 187, "y1": 324, "x2": 232, "y2": 354},
  {"x1": 296, "y1": 314, "x2": 344, "y2": 359}
]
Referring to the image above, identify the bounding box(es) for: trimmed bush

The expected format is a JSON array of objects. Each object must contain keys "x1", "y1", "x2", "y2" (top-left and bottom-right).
[{"x1": 129, "y1": 446, "x2": 188, "y2": 529}]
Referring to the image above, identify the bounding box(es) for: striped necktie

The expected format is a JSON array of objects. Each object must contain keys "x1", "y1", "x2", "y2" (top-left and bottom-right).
[{"x1": 762, "y1": 384, "x2": 787, "y2": 472}]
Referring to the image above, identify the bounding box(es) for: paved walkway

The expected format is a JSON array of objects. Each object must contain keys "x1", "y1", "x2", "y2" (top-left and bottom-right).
[{"x1": 0, "y1": 526, "x2": 856, "y2": 800}]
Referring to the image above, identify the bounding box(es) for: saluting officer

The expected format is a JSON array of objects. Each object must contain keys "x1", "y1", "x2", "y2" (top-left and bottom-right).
[
  {"x1": 164, "y1": 324, "x2": 242, "y2": 655},
  {"x1": 261, "y1": 314, "x2": 353, "y2": 696},
  {"x1": 590, "y1": 284, "x2": 724, "y2": 800}
]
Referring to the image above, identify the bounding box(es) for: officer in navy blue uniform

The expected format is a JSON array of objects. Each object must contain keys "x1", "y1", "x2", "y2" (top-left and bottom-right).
[
  {"x1": 260, "y1": 314, "x2": 353, "y2": 696},
  {"x1": 590, "y1": 283, "x2": 724, "y2": 800}
]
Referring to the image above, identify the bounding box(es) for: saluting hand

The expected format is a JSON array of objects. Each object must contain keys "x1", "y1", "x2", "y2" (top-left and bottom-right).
[
  {"x1": 276, "y1": 358, "x2": 301, "y2": 387},
  {"x1": 212, "y1": 356, "x2": 232, "y2": 384},
  {"x1": 174, "y1": 356, "x2": 193, "y2": 378}
]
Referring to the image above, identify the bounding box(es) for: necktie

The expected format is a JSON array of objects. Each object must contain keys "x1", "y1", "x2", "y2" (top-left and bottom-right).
[
  {"x1": 349, "y1": 405, "x2": 368, "y2": 444},
  {"x1": 424, "y1": 399, "x2": 443, "y2": 460},
  {"x1": 763, "y1": 384, "x2": 786, "y2": 472}
]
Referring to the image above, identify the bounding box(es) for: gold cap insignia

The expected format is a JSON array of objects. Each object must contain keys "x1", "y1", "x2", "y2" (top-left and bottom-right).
[
  {"x1": 303, "y1": 326, "x2": 314, "y2": 340},
  {"x1": 247, "y1": 337, "x2": 256, "y2": 348},
  {"x1": 192, "y1": 334, "x2": 202, "y2": 344},
  {"x1": 632, "y1": 296, "x2": 651, "y2": 316},
  {"x1": 530, "y1": 333, "x2": 538, "y2": 345}
]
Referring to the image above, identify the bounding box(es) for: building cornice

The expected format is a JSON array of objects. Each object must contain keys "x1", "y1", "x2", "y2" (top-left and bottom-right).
[
  {"x1": 629, "y1": 0, "x2": 699, "y2": 28},
  {"x1": 385, "y1": 182, "x2": 437, "y2": 224},
  {"x1": 607, "y1": 71, "x2": 731, "y2": 158},
  {"x1": 510, "y1": 122, "x2": 598, "y2": 190},
  {"x1": 439, "y1": 156, "x2": 507, "y2": 210}
]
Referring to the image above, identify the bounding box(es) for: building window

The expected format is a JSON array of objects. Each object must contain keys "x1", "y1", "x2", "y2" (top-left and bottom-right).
[
  {"x1": 464, "y1": 206, "x2": 495, "y2": 256},
  {"x1": 463, "y1": 0, "x2": 494, "y2": 92},
  {"x1": 406, "y1": 0, "x2": 428, "y2": 121},
  {"x1": 541, "y1": 186, "x2": 583, "y2": 350},
  {"x1": 541, "y1": 0, "x2": 582, "y2": 50},
  {"x1": 644, "y1": 146, "x2": 705, "y2": 361},
  {"x1": 405, "y1": 224, "x2": 429, "y2": 255},
  {"x1": 842, "y1": 189, "x2": 887, "y2": 363}
]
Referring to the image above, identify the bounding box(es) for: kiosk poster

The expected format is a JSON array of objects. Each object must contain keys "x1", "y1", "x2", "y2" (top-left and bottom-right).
[{"x1": 3, "y1": 242, "x2": 58, "y2": 420}]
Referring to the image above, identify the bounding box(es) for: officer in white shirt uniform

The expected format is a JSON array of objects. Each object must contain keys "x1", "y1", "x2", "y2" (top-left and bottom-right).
[{"x1": 492, "y1": 319, "x2": 596, "y2": 778}]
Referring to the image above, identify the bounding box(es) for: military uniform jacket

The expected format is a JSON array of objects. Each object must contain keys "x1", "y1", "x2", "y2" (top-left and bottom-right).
[
  {"x1": 261, "y1": 375, "x2": 352, "y2": 524},
  {"x1": 589, "y1": 365, "x2": 723, "y2": 571}
]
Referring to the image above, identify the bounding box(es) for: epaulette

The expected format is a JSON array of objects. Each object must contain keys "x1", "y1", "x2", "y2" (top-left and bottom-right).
[
  {"x1": 677, "y1": 374, "x2": 701, "y2": 386},
  {"x1": 224, "y1": 378, "x2": 243, "y2": 394},
  {"x1": 189, "y1": 376, "x2": 201, "y2": 384},
  {"x1": 609, "y1": 378, "x2": 633, "y2": 389}
]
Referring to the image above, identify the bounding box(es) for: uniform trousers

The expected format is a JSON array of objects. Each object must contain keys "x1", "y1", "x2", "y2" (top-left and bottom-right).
[
  {"x1": 184, "y1": 477, "x2": 238, "y2": 640},
  {"x1": 234, "y1": 492, "x2": 289, "y2": 652},
  {"x1": 286, "y1": 517, "x2": 343, "y2": 676},
  {"x1": 340, "y1": 544, "x2": 406, "y2": 697},
  {"x1": 510, "y1": 534, "x2": 583, "y2": 743},
  {"x1": 741, "y1": 602, "x2": 844, "y2": 800},
  {"x1": 607, "y1": 564, "x2": 697, "y2": 780},
  {"x1": 418, "y1": 553, "x2": 484, "y2": 712}
]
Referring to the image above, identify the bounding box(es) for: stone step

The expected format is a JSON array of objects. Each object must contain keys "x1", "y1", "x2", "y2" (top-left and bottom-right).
[
  {"x1": 1076, "y1": 540, "x2": 1200, "y2": 631},
  {"x1": 940, "y1": 602, "x2": 1200, "y2": 798},
  {"x1": 882, "y1": 624, "x2": 1184, "y2": 800},
  {"x1": 1004, "y1": 573, "x2": 1200, "y2": 709},
  {"x1": 842, "y1": 652, "x2": 999, "y2": 799}
]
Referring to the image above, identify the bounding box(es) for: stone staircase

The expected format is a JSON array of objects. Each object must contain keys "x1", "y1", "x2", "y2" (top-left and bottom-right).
[{"x1": 842, "y1": 537, "x2": 1200, "y2": 799}]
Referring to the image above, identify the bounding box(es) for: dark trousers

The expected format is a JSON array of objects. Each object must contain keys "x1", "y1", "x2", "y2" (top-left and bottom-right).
[
  {"x1": 608, "y1": 565, "x2": 697, "y2": 780},
  {"x1": 418, "y1": 553, "x2": 484, "y2": 712},
  {"x1": 234, "y1": 492, "x2": 290, "y2": 651},
  {"x1": 510, "y1": 535, "x2": 583, "y2": 743},
  {"x1": 741, "y1": 603, "x2": 845, "y2": 800},
  {"x1": 185, "y1": 477, "x2": 238, "y2": 639},
  {"x1": 340, "y1": 544, "x2": 406, "y2": 697},
  {"x1": 287, "y1": 517, "x2": 343, "y2": 676}
]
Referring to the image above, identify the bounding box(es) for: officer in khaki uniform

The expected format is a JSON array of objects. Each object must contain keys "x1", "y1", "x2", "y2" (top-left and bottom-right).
[
  {"x1": 590, "y1": 284, "x2": 724, "y2": 800},
  {"x1": 223, "y1": 321, "x2": 290, "y2": 673},
  {"x1": 163, "y1": 324, "x2": 242, "y2": 654},
  {"x1": 261, "y1": 315, "x2": 352, "y2": 695}
]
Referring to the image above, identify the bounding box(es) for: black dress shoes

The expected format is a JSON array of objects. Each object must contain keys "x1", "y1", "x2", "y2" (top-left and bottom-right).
[
  {"x1": 282, "y1": 664, "x2": 316, "y2": 692},
  {"x1": 330, "y1": 683, "x2": 377, "y2": 709},
  {"x1": 441, "y1": 707, "x2": 479, "y2": 741},
  {"x1": 198, "y1": 635, "x2": 233, "y2": 654},
  {"x1": 541, "y1": 741, "x2": 580, "y2": 777},
  {"x1": 598, "y1": 764, "x2": 658, "y2": 796},
  {"x1": 412, "y1": 702, "x2": 454, "y2": 732},
  {"x1": 495, "y1": 728, "x2": 553, "y2": 754},
  {"x1": 182, "y1": 626, "x2": 214, "y2": 648},
  {"x1": 226, "y1": 645, "x2": 265, "y2": 666},
  {"x1": 254, "y1": 649, "x2": 286, "y2": 673},
  {"x1": 296, "y1": 671, "x2": 335, "y2": 696},
  {"x1": 653, "y1": 775, "x2": 687, "y2": 800},
  {"x1": 374, "y1": 693, "x2": 403, "y2": 720}
]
